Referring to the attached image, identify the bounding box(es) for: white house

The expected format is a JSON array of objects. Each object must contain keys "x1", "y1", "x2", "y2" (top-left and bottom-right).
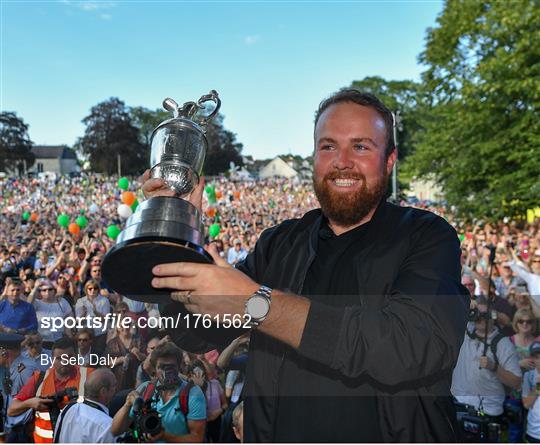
[
  {"x1": 30, "y1": 145, "x2": 79, "y2": 175},
  {"x1": 259, "y1": 157, "x2": 298, "y2": 179}
]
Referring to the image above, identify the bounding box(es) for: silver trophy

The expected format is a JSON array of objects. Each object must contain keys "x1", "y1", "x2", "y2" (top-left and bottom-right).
[{"x1": 102, "y1": 91, "x2": 221, "y2": 303}]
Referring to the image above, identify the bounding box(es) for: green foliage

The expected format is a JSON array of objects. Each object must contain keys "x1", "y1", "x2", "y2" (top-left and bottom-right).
[
  {"x1": 76, "y1": 98, "x2": 147, "y2": 175},
  {"x1": 0, "y1": 112, "x2": 34, "y2": 173},
  {"x1": 129, "y1": 106, "x2": 169, "y2": 150},
  {"x1": 350, "y1": 76, "x2": 423, "y2": 161},
  {"x1": 404, "y1": 0, "x2": 540, "y2": 220},
  {"x1": 204, "y1": 114, "x2": 244, "y2": 176}
]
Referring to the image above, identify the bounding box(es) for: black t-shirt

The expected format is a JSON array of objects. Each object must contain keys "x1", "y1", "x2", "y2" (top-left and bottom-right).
[{"x1": 274, "y1": 218, "x2": 383, "y2": 442}]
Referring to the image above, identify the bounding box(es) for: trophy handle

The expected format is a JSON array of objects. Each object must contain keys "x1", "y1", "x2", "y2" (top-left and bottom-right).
[{"x1": 196, "y1": 90, "x2": 221, "y2": 126}]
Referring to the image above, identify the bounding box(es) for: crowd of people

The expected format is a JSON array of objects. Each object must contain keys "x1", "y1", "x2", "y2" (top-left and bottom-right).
[{"x1": 0, "y1": 173, "x2": 539, "y2": 443}]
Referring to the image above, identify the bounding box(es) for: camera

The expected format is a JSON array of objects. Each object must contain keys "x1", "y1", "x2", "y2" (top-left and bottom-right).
[
  {"x1": 468, "y1": 308, "x2": 496, "y2": 323},
  {"x1": 44, "y1": 387, "x2": 79, "y2": 428},
  {"x1": 157, "y1": 364, "x2": 180, "y2": 390},
  {"x1": 130, "y1": 397, "x2": 162, "y2": 441},
  {"x1": 455, "y1": 403, "x2": 502, "y2": 443}
]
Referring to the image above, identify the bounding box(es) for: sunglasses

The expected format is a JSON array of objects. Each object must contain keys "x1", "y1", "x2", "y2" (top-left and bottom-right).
[
  {"x1": 77, "y1": 338, "x2": 90, "y2": 342},
  {"x1": 27, "y1": 341, "x2": 42, "y2": 347},
  {"x1": 40, "y1": 288, "x2": 54, "y2": 292},
  {"x1": 518, "y1": 320, "x2": 533, "y2": 325},
  {"x1": 86, "y1": 287, "x2": 98, "y2": 291}
]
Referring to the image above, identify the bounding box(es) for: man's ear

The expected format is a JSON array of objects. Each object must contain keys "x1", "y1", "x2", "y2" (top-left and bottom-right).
[{"x1": 386, "y1": 148, "x2": 398, "y2": 176}]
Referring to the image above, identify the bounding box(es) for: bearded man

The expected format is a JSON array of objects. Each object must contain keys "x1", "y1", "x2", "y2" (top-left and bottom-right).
[{"x1": 143, "y1": 89, "x2": 469, "y2": 442}]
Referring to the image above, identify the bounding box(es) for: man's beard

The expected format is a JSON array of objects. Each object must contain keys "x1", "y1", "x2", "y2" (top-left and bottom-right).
[{"x1": 313, "y1": 170, "x2": 388, "y2": 227}]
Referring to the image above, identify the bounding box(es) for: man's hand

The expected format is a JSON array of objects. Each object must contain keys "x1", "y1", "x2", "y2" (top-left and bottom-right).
[
  {"x1": 152, "y1": 243, "x2": 259, "y2": 318},
  {"x1": 26, "y1": 397, "x2": 54, "y2": 411},
  {"x1": 124, "y1": 390, "x2": 140, "y2": 408},
  {"x1": 143, "y1": 431, "x2": 164, "y2": 443},
  {"x1": 140, "y1": 169, "x2": 205, "y2": 213},
  {"x1": 479, "y1": 356, "x2": 496, "y2": 371},
  {"x1": 520, "y1": 358, "x2": 536, "y2": 371}
]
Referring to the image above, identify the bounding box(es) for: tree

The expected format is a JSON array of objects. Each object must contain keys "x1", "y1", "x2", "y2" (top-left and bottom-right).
[
  {"x1": 350, "y1": 76, "x2": 423, "y2": 161},
  {"x1": 0, "y1": 112, "x2": 34, "y2": 174},
  {"x1": 129, "y1": 106, "x2": 169, "y2": 150},
  {"x1": 75, "y1": 98, "x2": 146, "y2": 175},
  {"x1": 404, "y1": 0, "x2": 540, "y2": 219},
  {"x1": 204, "y1": 114, "x2": 244, "y2": 176}
]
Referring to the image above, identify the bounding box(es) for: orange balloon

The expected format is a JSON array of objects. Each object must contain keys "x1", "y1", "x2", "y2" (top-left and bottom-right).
[
  {"x1": 215, "y1": 191, "x2": 223, "y2": 199},
  {"x1": 30, "y1": 213, "x2": 39, "y2": 222},
  {"x1": 205, "y1": 207, "x2": 217, "y2": 218},
  {"x1": 233, "y1": 191, "x2": 241, "y2": 199},
  {"x1": 121, "y1": 191, "x2": 136, "y2": 206},
  {"x1": 68, "y1": 223, "x2": 80, "y2": 235}
]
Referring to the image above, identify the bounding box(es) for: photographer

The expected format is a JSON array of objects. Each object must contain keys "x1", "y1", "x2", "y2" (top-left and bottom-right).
[
  {"x1": 53, "y1": 368, "x2": 117, "y2": 443},
  {"x1": 452, "y1": 296, "x2": 522, "y2": 419},
  {"x1": 111, "y1": 342, "x2": 206, "y2": 443},
  {"x1": 8, "y1": 337, "x2": 93, "y2": 443}
]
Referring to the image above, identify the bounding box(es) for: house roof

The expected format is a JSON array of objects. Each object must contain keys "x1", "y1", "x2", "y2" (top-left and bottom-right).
[{"x1": 32, "y1": 145, "x2": 77, "y2": 160}]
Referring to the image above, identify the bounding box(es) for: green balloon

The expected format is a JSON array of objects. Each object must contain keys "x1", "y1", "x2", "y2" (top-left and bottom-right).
[
  {"x1": 106, "y1": 224, "x2": 121, "y2": 240},
  {"x1": 79, "y1": 209, "x2": 85, "y2": 215},
  {"x1": 57, "y1": 214, "x2": 70, "y2": 228},
  {"x1": 458, "y1": 234, "x2": 465, "y2": 243},
  {"x1": 209, "y1": 223, "x2": 221, "y2": 238},
  {"x1": 22, "y1": 211, "x2": 30, "y2": 221},
  {"x1": 204, "y1": 185, "x2": 213, "y2": 195},
  {"x1": 118, "y1": 177, "x2": 129, "y2": 190},
  {"x1": 76, "y1": 216, "x2": 88, "y2": 228},
  {"x1": 131, "y1": 199, "x2": 139, "y2": 211}
]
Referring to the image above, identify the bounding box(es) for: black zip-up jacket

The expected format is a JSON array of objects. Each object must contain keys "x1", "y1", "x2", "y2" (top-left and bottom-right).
[{"x1": 163, "y1": 201, "x2": 469, "y2": 442}]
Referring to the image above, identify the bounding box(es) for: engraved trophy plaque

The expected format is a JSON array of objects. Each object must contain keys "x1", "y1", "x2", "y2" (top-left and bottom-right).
[{"x1": 102, "y1": 91, "x2": 220, "y2": 303}]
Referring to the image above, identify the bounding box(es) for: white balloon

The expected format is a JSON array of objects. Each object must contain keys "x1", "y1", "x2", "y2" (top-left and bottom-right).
[
  {"x1": 88, "y1": 203, "x2": 99, "y2": 214},
  {"x1": 117, "y1": 204, "x2": 133, "y2": 219}
]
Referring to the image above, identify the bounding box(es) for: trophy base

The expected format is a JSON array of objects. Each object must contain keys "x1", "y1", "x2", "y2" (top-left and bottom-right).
[{"x1": 102, "y1": 238, "x2": 212, "y2": 303}]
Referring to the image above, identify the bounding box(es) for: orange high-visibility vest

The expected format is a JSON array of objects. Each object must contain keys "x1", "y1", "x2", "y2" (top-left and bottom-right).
[{"x1": 33, "y1": 366, "x2": 92, "y2": 443}]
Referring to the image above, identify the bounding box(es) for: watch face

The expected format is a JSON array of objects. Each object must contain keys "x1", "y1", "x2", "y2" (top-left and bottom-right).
[{"x1": 247, "y1": 295, "x2": 270, "y2": 319}]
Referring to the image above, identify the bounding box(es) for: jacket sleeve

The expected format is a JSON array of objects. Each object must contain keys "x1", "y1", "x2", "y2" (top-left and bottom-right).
[{"x1": 297, "y1": 216, "x2": 469, "y2": 386}]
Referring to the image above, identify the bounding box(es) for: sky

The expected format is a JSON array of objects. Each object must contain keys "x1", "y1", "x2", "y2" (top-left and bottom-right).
[{"x1": 1, "y1": 0, "x2": 443, "y2": 160}]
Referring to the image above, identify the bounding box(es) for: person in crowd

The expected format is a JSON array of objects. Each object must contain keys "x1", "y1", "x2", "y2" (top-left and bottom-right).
[
  {"x1": 134, "y1": 335, "x2": 161, "y2": 387},
  {"x1": 452, "y1": 296, "x2": 522, "y2": 419},
  {"x1": 232, "y1": 401, "x2": 244, "y2": 443},
  {"x1": 8, "y1": 337, "x2": 94, "y2": 443},
  {"x1": 522, "y1": 341, "x2": 540, "y2": 443},
  {"x1": 495, "y1": 262, "x2": 526, "y2": 299},
  {"x1": 506, "y1": 308, "x2": 537, "y2": 442},
  {"x1": 111, "y1": 342, "x2": 206, "y2": 442},
  {"x1": 0, "y1": 333, "x2": 40, "y2": 443},
  {"x1": 21, "y1": 333, "x2": 52, "y2": 372},
  {"x1": 0, "y1": 279, "x2": 38, "y2": 336},
  {"x1": 188, "y1": 358, "x2": 227, "y2": 443},
  {"x1": 76, "y1": 328, "x2": 98, "y2": 367},
  {"x1": 27, "y1": 279, "x2": 73, "y2": 349},
  {"x1": 53, "y1": 368, "x2": 117, "y2": 443},
  {"x1": 75, "y1": 279, "x2": 110, "y2": 353},
  {"x1": 508, "y1": 248, "x2": 540, "y2": 299},
  {"x1": 105, "y1": 322, "x2": 145, "y2": 391},
  {"x1": 227, "y1": 238, "x2": 248, "y2": 265}
]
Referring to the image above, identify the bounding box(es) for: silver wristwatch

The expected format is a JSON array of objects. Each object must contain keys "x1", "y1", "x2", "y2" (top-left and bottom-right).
[{"x1": 245, "y1": 285, "x2": 272, "y2": 328}]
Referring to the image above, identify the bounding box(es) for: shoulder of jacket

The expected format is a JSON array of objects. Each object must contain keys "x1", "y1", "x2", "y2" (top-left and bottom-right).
[{"x1": 259, "y1": 209, "x2": 322, "y2": 240}]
